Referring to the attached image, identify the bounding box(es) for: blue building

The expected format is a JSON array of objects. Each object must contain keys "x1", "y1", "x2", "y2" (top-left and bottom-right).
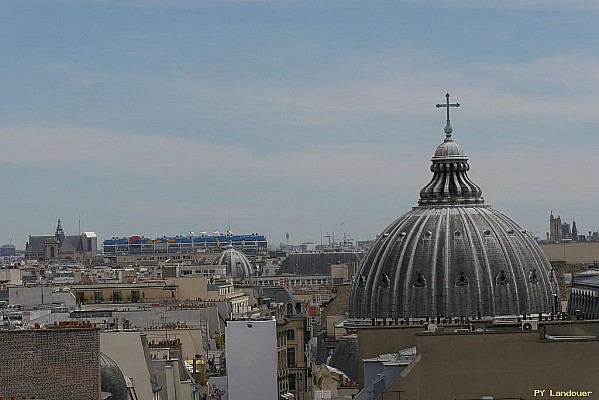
[{"x1": 103, "y1": 231, "x2": 267, "y2": 255}]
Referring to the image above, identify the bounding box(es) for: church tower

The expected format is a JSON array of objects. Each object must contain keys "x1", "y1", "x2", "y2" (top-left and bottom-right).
[{"x1": 549, "y1": 212, "x2": 563, "y2": 242}]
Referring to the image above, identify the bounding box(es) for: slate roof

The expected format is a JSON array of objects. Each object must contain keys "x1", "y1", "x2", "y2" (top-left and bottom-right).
[
  {"x1": 573, "y1": 274, "x2": 599, "y2": 289},
  {"x1": 328, "y1": 335, "x2": 358, "y2": 382},
  {"x1": 28, "y1": 234, "x2": 85, "y2": 255},
  {"x1": 262, "y1": 286, "x2": 295, "y2": 304},
  {"x1": 279, "y1": 252, "x2": 362, "y2": 275}
]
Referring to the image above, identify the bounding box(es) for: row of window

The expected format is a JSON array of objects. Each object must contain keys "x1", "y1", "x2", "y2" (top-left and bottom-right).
[
  {"x1": 386, "y1": 228, "x2": 525, "y2": 240},
  {"x1": 360, "y1": 268, "x2": 551, "y2": 289},
  {"x1": 255, "y1": 278, "x2": 331, "y2": 286},
  {"x1": 180, "y1": 269, "x2": 218, "y2": 275},
  {"x1": 80, "y1": 290, "x2": 154, "y2": 302}
]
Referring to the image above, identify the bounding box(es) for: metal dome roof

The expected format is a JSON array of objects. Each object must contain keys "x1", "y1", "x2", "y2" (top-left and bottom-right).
[
  {"x1": 212, "y1": 244, "x2": 253, "y2": 278},
  {"x1": 433, "y1": 137, "x2": 465, "y2": 158},
  {"x1": 349, "y1": 94, "x2": 558, "y2": 319},
  {"x1": 100, "y1": 353, "x2": 129, "y2": 400}
]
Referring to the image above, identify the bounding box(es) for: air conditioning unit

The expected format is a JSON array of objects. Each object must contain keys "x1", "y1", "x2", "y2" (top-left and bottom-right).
[{"x1": 521, "y1": 320, "x2": 538, "y2": 331}]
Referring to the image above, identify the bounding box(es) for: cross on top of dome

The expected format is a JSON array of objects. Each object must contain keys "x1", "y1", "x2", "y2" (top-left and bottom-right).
[
  {"x1": 436, "y1": 93, "x2": 460, "y2": 140},
  {"x1": 419, "y1": 93, "x2": 483, "y2": 206}
]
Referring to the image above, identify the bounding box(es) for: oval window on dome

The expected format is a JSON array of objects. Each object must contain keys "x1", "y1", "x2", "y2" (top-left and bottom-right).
[
  {"x1": 379, "y1": 273, "x2": 390, "y2": 288},
  {"x1": 455, "y1": 272, "x2": 469, "y2": 286},
  {"x1": 496, "y1": 270, "x2": 509, "y2": 285},
  {"x1": 483, "y1": 229, "x2": 491, "y2": 236},
  {"x1": 529, "y1": 269, "x2": 538, "y2": 284},
  {"x1": 424, "y1": 231, "x2": 432, "y2": 240},
  {"x1": 358, "y1": 274, "x2": 366, "y2": 287},
  {"x1": 454, "y1": 231, "x2": 462, "y2": 238},
  {"x1": 507, "y1": 229, "x2": 515, "y2": 235},
  {"x1": 414, "y1": 272, "x2": 426, "y2": 287}
]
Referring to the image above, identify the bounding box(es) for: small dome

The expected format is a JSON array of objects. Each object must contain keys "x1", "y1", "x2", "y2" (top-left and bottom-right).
[
  {"x1": 212, "y1": 244, "x2": 253, "y2": 278},
  {"x1": 419, "y1": 137, "x2": 483, "y2": 206},
  {"x1": 100, "y1": 353, "x2": 129, "y2": 400}
]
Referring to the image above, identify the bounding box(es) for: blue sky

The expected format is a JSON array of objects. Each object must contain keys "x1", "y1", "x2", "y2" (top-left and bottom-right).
[{"x1": 1, "y1": 0, "x2": 598, "y2": 248}]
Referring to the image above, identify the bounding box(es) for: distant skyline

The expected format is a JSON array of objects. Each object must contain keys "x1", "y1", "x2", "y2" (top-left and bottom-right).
[{"x1": 2, "y1": 0, "x2": 599, "y2": 248}]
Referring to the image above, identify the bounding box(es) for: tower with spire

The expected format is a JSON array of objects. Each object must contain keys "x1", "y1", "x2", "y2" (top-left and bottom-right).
[{"x1": 55, "y1": 218, "x2": 66, "y2": 246}]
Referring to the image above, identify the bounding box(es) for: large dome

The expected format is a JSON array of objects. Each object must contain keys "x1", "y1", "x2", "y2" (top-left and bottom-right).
[
  {"x1": 212, "y1": 244, "x2": 253, "y2": 278},
  {"x1": 349, "y1": 95, "x2": 558, "y2": 319}
]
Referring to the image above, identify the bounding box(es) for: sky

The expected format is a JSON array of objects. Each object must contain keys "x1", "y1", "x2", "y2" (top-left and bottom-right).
[{"x1": 1, "y1": 0, "x2": 599, "y2": 249}]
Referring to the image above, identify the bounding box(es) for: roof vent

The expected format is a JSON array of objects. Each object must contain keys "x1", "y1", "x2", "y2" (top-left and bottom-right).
[{"x1": 521, "y1": 320, "x2": 538, "y2": 331}]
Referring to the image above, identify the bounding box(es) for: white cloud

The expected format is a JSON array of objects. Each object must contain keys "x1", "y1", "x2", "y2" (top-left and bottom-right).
[
  {"x1": 168, "y1": 48, "x2": 599, "y2": 130},
  {"x1": 0, "y1": 124, "x2": 426, "y2": 191}
]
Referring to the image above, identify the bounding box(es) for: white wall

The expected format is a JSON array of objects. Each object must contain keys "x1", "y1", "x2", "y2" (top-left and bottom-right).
[
  {"x1": 225, "y1": 318, "x2": 278, "y2": 400},
  {"x1": 8, "y1": 286, "x2": 76, "y2": 309}
]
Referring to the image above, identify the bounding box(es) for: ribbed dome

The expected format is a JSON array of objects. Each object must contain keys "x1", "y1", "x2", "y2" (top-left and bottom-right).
[
  {"x1": 434, "y1": 137, "x2": 465, "y2": 157},
  {"x1": 419, "y1": 135, "x2": 483, "y2": 206},
  {"x1": 212, "y1": 244, "x2": 253, "y2": 278},
  {"x1": 349, "y1": 95, "x2": 558, "y2": 318},
  {"x1": 100, "y1": 353, "x2": 129, "y2": 400}
]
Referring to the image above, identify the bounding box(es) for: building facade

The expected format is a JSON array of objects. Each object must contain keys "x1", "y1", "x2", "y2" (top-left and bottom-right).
[
  {"x1": 0, "y1": 327, "x2": 100, "y2": 400},
  {"x1": 225, "y1": 318, "x2": 278, "y2": 400},
  {"x1": 103, "y1": 232, "x2": 267, "y2": 255}
]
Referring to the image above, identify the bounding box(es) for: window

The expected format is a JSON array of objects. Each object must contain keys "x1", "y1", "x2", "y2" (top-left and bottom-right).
[
  {"x1": 287, "y1": 347, "x2": 296, "y2": 367},
  {"x1": 286, "y1": 329, "x2": 295, "y2": 341},
  {"x1": 94, "y1": 291, "x2": 103, "y2": 302},
  {"x1": 112, "y1": 291, "x2": 122, "y2": 302},
  {"x1": 288, "y1": 374, "x2": 296, "y2": 391}
]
